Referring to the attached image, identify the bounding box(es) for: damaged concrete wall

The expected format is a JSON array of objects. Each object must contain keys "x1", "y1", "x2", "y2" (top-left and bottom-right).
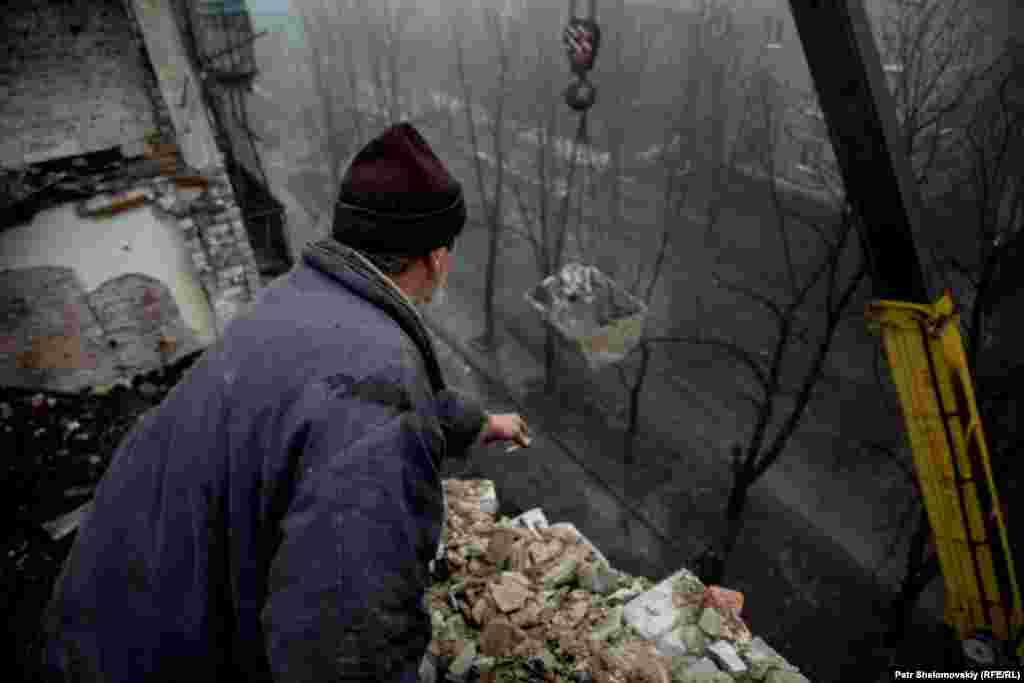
[
  {"x1": 0, "y1": 0, "x2": 161, "y2": 167},
  {"x1": 0, "y1": 197, "x2": 215, "y2": 391},
  {"x1": 0, "y1": 265, "x2": 205, "y2": 393},
  {"x1": 0, "y1": 202, "x2": 216, "y2": 346},
  {"x1": 1, "y1": 0, "x2": 266, "y2": 391}
]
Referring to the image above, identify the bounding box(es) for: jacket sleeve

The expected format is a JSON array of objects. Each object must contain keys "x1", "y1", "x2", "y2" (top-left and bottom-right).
[
  {"x1": 435, "y1": 388, "x2": 488, "y2": 459},
  {"x1": 261, "y1": 369, "x2": 445, "y2": 683}
]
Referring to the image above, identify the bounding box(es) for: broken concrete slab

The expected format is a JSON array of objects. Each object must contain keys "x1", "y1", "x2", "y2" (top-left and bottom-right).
[
  {"x1": 623, "y1": 571, "x2": 686, "y2": 641},
  {"x1": 654, "y1": 625, "x2": 689, "y2": 659},
  {"x1": 511, "y1": 507, "x2": 549, "y2": 532},
  {"x1": 707, "y1": 640, "x2": 747, "y2": 675},
  {"x1": 687, "y1": 657, "x2": 721, "y2": 675}
]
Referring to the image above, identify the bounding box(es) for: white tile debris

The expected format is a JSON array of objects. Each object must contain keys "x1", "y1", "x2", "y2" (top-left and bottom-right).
[{"x1": 707, "y1": 640, "x2": 747, "y2": 674}]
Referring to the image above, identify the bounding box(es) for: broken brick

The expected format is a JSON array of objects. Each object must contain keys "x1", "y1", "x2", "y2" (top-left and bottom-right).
[
  {"x1": 479, "y1": 619, "x2": 527, "y2": 657},
  {"x1": 490, "y1": 575, "x2": 531, "y2": 613}
]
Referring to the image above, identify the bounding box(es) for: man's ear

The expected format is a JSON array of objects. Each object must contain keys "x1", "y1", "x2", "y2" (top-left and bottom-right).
[{"x1": 423, "y1": 247, "x2": 444, "y2": 282}]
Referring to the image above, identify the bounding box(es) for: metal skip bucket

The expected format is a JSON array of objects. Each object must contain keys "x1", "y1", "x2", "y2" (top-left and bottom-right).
[{"x1": 525, "y1": 263, "x2": 648, "y2": 371}]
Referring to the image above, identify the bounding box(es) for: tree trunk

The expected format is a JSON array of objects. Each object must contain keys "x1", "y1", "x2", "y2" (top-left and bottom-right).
[
  {"x1": 625, "y1": 343, "x2": 651, "y2": 464},
  {"x1": 701, "y1": 463, "x2": 752, "y2": 585},
  {"x1": 482, "y1": 209, "x2": 499, "y2": 349},
  {"x1": 886, "y1": 508, "x2": 941, "y2": 646}
]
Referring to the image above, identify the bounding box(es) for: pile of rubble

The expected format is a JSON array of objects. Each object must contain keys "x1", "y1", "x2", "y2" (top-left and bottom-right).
[{"x1": 423, "y1": 479, "x2": 811, "y2": 683}]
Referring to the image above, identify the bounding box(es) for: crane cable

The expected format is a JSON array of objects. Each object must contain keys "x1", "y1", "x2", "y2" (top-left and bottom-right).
[{"x1": 558, "y1": 0, "x2": 601, "y2": 263}]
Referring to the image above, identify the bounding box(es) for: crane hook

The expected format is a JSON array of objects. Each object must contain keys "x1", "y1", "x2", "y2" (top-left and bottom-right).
[{"x1": 563, "y1": 0, "x2": 601, "y2": 112}]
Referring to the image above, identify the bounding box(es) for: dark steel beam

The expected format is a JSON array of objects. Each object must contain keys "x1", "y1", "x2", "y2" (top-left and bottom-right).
[{"x1": 787, "y1": 0, "x2": 931, "y2": 303}]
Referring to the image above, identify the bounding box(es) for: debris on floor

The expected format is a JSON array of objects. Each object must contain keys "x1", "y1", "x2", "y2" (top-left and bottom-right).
[{"x1": 426, "y1": 479, "x2": 811, "y2": 683}]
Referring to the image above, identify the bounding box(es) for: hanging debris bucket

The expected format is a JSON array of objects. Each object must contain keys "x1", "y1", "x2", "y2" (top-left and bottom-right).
[{"x1": 525, "y1": 263, "x2": 647, "y2": 371}]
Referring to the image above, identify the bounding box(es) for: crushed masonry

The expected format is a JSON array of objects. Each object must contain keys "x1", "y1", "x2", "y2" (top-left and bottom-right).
[{"x1": 425, "y1": 479, "x2": 810, "y2": 683}]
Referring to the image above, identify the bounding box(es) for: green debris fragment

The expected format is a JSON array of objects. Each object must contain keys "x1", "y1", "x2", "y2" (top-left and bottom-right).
[
  {"x1": 674, "y1": 571, "x2": 706, "y2": 597},
  {"x1": 603, "y1": 577, "x2": 647, "y2": 605},
  {"x1": 698, "y1": 608, "x2": 723, "y2": 638},
  {"x1": 673, "y1": 604, "x2": 701, "y2": 627},
  {"x1": 678, "y1": 624, "x2": 707, "y2": 653},
  {"x1": 441, "y1": 613, "x2": 471, "y2": 642},
  {"x1": 431, "y1": 609, "x2": 446, "y2": 637},
  {"x1": 449, "y1": 641, "x2": 477, "y2": 679},
  {"x1": 465, "y1": 542, "x2": 486, "y2": 558},
  {"x1": 539, "y1": 648, "x2": 558, "y2": 671},
  {"x1": 588, "y1": 605, "x2": 624, "y2": 643},
  {"x1": 738, "y1": 640, "x2": 800, "y2": 681},
  {"x1": 676, "y1": 670, "x2": 735, "y2": 683},
  {"x1": 542, "y1": 556, "x2": 579, "y2": 588},
  {"x1": 475, "y1": 656, "x2": 496, "y2": 673},
  {"x1": 765, "y1": 670, "x2": 810, "y2": 683}
]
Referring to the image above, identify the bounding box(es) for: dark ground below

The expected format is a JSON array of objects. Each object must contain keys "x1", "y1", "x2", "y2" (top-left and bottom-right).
[
  {"x1": 0, "y1": 344, "x2": 971, "y2": 683},
  {"x1": 2, "y1": 353, "x2": 201, "y2": 683}
]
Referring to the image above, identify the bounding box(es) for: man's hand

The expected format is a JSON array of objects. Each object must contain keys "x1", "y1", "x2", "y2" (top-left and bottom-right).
[{"x1": 481, "y1": 413, "x2": 532, "y2": 449}]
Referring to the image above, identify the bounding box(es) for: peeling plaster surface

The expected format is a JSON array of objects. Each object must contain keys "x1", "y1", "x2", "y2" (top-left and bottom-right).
[{"x1": 0, "y1": 203, "x2": 216, "y2": 345}]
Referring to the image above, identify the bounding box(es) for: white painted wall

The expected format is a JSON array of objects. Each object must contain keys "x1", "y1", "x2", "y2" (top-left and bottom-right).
[{"x1": 0, "y1": 203, "x2": 217, "y2": 345}]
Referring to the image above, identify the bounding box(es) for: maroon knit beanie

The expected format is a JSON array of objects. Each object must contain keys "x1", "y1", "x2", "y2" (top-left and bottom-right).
[{"x1": 332, "y1": 122, "x2": 467, "y2": 256}]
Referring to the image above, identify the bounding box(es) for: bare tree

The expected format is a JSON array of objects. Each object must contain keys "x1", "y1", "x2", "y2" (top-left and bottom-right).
[
  {"x1": 450, "y1": 8, "x2": 516, "y2": 351},
  {"x1": 613, "y1": 112, "x2": 701, "y2": 465},
  {"x1": 843, "y1": 2, "x2": 1024, "y2": 636},
  {"x1": 879, "y1": 42, "x2": 1023, "y2": 643},
  {"x1": 298, "y1": 0, "x2": 368, "y2": 192},
  {"x1": 683, "y1": 73, "x2": 869, "y2": 584}
]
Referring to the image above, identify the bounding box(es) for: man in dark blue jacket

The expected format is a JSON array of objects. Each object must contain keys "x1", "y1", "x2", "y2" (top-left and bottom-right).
[{"x1": 40, "y1": 123, "x2": 530, "y2": 683}]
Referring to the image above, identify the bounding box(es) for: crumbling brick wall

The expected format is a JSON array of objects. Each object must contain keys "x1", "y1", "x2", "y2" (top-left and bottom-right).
[{"x1": 1, "y1": 0, "x2": 265, "y2": 387}]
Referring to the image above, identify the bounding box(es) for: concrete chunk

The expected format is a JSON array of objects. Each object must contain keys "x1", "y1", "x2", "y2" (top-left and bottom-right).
[
  {"x1": 654, "y1": 626, "x2": 689, "y2": 659},
  {"x1": 512, "y1": 507, "x2": 549, "y2": 532},
  {"x1": 688, "y1": 658, "x2": 721, "y2": 675},
  {"x1": 623, "y1": 578, "x2": 679, "y2": 640},
  {"x1": 477, "y1": 480, "x2": 498, "y2": 514},
  {"x1": 698, "y1": 607, "x2": 723, "y2": 638},
  {"x1": 707, "y1": 640, "x2": 747, "y2": 674},
  {"x1": 548, "y1": 522, "x2": 612, "y2": 568}
]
